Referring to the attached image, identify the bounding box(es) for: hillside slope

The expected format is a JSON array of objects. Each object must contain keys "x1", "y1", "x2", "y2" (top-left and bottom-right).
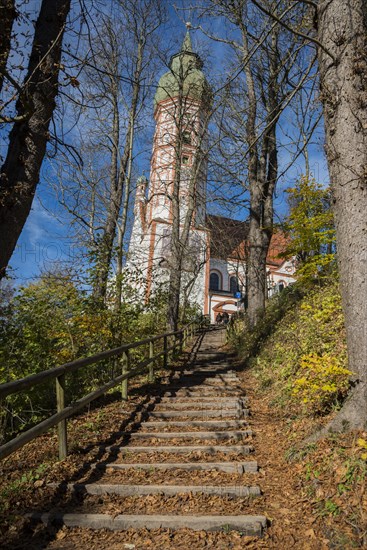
[{"x1": 229, "y1": 280, "x2": 367, "y2": 547}]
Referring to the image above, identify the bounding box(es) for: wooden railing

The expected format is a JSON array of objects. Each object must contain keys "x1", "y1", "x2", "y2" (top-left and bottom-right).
[{"x1": 0, "y1": 320, "x2": 202, "y2": 462}]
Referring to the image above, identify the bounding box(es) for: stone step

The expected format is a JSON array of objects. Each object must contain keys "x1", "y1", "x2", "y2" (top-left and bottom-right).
[
  {"x1": 173, "y1": 372, "x2": 238, "y2": 379},
  {"x1": 171, "y1": 378, "x2": 239, "y2": 385},
  {"x1": 163, "y1": 381, "x2": 241, "y2": 388},
  {"x1": 173, "y1": 368, "x2": 236, "y2": 374},
  {"x1": 162, "y1": 390, "x2": 243, "y2": 397},
  {"x1": 140, "y1": 419, "x2": 249, "y2": 429},
  {"x1": 117, "y1": 430, "x2": 252, "y2": 440},
  {"x1": 27, "y1": 512, "x2": 267, "y2": 535},
  {"x1": 153, "y1": 399, "x2": 246, "y2": 409},
  {"x1": 158, "y1": 396, "x2": 247, "y2": 404},
  {"x1": 114, "y1": 444, "x2": 253, "y2": 454},
  {"x1": 95, "y1": 461, "x2": 258, "y2": 473},
  {"x1": 174, "y1": 366, "x2": 234, "y2": 372},
  {"x1": 162, "y1": 386, "x2": 242, "y2": 395},
  {"x1": 147, "y1": 409, "x2": 248, "y2": 419},
  {"x1": 49, "y1": 483, "x2": 261, "y2": 497},
  {"x1": 170, "y1": 379, "x2": 238, "y2": 386}
]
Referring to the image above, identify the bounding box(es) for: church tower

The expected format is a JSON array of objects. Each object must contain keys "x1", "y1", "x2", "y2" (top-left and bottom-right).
[{"x1": 127, "y1": 28, "x2": 211, "y2": 311}]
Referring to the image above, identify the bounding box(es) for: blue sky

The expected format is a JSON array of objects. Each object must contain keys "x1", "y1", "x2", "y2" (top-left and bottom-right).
[
  {"x1": 9, "y1": 181, "x2": 74, "y2": 284},
  {"x1": 3, "y1": 1, "x2": 329, "y2": 286}
]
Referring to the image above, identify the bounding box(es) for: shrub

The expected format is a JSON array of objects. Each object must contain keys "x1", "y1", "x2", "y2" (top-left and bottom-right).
[
  {"x1": 292, "y1": 353, "x2": 352, "y2": 414},
  {"x1": 230, "y1": 277, "x2": 350, "y2": 418}
]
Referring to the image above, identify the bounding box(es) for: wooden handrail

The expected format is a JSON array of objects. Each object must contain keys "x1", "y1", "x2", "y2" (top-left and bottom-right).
[
  {"x1": 0, "y1": 326, "x2": 187, "y2": 399},
  {"x1": 0, "y1": 319, "x2": 203, "y2": 461}
]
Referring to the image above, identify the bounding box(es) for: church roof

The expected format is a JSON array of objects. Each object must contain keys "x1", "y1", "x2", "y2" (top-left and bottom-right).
[
  {"x1": 206, "y1": 214, "x2": 248, "y2": 260},
  {"x1": 266, "y1": 232, "x2": 291, "y2": 267},
  {"x1": 206, "y1": 213, "x2": 290, "y2": 266},
  {"x1": 154, "y1": 29, "x2": 212, "y2": 108}
]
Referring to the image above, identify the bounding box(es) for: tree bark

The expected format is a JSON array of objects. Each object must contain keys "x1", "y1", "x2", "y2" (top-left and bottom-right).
[
  {"x1": 115, "y1": 102, "x2": 135, "y2": 310},
  {"x1": 318, "y1": 0, "x2": 367, "y2": 429},
  {"x1": 243, "y1": 21, "x2": 279, "y2": 328},
  {"x1": 0, "y1": 0, "x2": 71, "y2": 279},
  {"x1": 93, "y1": 35, "x2": 144, "y2": 302},
  {"x1": 0, "y1": 0, "x2": 16, "y2": 94},
  {"x1": 167, "y1": 92, "x2": 184, "y2": 332},
  {"x1": 247, "y1": 125, "x2": 277, "y2": 327}
]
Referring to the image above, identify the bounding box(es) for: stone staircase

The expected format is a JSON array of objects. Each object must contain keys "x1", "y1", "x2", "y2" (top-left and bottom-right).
[{"x1": 28, "y1": 327, "x2": 267, "y2": 538}]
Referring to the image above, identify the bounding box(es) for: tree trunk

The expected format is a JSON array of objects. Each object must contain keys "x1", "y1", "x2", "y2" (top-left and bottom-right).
[
  {"x1": 245, "y1": 24, "x2": 278, "y2": 328},
  {"x1": 167, "y1": 253, "x2": 182, "y2": 331},
  {"x1": 318, "y1": 0, "x2": 367, "y2": 429},
  {"x1": 115, "y1": 115, "x2": 135, "y2": 310},
  {"x1": 247, "y1": 184, "x2": 268, "y2": 326},
  {"x1": 0, "y1": 0, "x2": 71, "y2": 279},
  {"x1": 93, "y1": 37, "x2": 143, "y2": 301},
  {"x1": 167, "y1": 129, "x2": 183, "y2": 331},
  {"x1": 0, "y1": 0, "x2": 16, "y2": 94}
]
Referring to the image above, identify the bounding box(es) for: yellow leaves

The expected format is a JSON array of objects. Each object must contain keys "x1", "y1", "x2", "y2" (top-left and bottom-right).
[
  {"x1": 357, "y1": 438, "x2": 367, "y2": 449},
  {"x1": 321, "y1": 384, "x2": 337, "y2": 393},
  {"x1": 291, "y1": 352, "x2": 352, "y2": 414},
  {"x1": 356, "y1": 438, "x2": 367, "y2": 460}
]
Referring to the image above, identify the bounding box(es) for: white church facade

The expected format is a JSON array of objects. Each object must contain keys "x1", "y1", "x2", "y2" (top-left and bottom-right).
[{"x1": 127, "y1": 30, "x2": 296, "y2": 322}]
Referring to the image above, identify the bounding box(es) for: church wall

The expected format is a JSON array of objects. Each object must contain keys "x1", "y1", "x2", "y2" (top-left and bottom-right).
[
  {"x1": 209, "y1": 295, "x2": 239, "y2": 322},
  {"x1": 209, "y1": 258, "x2": 229, "y2": 291},
  {"x1": 128, "y1": 218, "x2": 207, "y2": 310},
  {"x1": 127, "y1": 33, "x2": 298, "y2": 323},
  {"x1": 227, "y1": 259, "x2": 246, "y2": 291},
  {"x1": 267, "y1": 259, "x2": 297, "y2": 296},
  {"x1": 209, "y1": 258, "x2": 247, "y2": 293}
]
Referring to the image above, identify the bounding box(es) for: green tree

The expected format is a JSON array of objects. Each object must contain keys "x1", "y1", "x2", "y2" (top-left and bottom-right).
[
  {"x1": 283, "y1": 176, "x2": 336, "y2": 282},
  {"x1": 0, "y1": 270, "x2": 173, "y2": 442}
]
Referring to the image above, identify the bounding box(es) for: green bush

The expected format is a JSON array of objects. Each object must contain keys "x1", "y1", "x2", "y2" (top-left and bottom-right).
[
  {"x1": 0, "y1": 273, "x2": 175, "y2": 443},
  {"x1": 229, "y1": 277, "x2": 349, "y2": 417}
]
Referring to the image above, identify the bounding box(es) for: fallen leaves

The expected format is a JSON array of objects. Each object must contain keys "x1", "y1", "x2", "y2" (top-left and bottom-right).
[{"x1": 1, "y1": 345, "x2": 366, "y2": 550}]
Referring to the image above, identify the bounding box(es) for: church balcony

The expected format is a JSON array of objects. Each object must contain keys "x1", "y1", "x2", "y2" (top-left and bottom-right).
[{"x1": 208, "y1": 289, "x2": 243, "y2": 298}]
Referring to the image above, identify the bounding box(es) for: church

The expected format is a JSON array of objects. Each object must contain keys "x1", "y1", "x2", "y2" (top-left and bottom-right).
[{"x1": 127, "y1": 30, "x2": 296, "y2": 322}]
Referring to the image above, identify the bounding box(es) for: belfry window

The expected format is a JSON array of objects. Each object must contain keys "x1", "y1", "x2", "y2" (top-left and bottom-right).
[{"x1": 183, "y1": 131, "x2": 191, "y2": 144}]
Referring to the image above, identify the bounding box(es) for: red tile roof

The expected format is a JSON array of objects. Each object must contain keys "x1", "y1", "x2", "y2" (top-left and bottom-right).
[{"x1": 206, "y1": 214, "x2": 289, "y2": 266}]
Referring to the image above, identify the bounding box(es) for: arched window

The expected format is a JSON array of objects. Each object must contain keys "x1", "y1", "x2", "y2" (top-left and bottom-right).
[
  {"x1": 209, "y1": 272, "x2": 221, "y2": 291},
  {"x1": 278, "y1": 281, "x2": 285, "y2": 292},
  {"x1": 230, "y1": 276, "x2": 239, "y2": 295}
]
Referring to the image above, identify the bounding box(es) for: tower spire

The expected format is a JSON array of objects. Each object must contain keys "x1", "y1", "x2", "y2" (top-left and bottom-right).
[{"x1": 182, "y1": 22, "x2": 193, "y2": 52}]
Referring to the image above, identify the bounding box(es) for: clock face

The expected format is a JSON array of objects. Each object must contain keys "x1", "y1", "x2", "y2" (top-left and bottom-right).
[{"x1": 285, "y1": 265, "x2": 292, "y2": 272}]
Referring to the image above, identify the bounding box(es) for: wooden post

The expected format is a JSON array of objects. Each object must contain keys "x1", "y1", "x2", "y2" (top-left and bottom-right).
[
  {"x1": 149, "y1": 340, "x2": 154, "y2": 383},
  {"x1": 168, "y1": 335, "x2": 173, "y2": 364},
  {"x1": 56, "y1": 374, "x2": 67, "y2": 460},
  {"x1": 163, "y1": 335, "x2": 168, "y2": 369},
  {"x1": 173, "y1": 334, "x2": 176, "y2": 360},
  {"x1": 121, "y1": 351, "x2": 129, "y2": 400}
]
